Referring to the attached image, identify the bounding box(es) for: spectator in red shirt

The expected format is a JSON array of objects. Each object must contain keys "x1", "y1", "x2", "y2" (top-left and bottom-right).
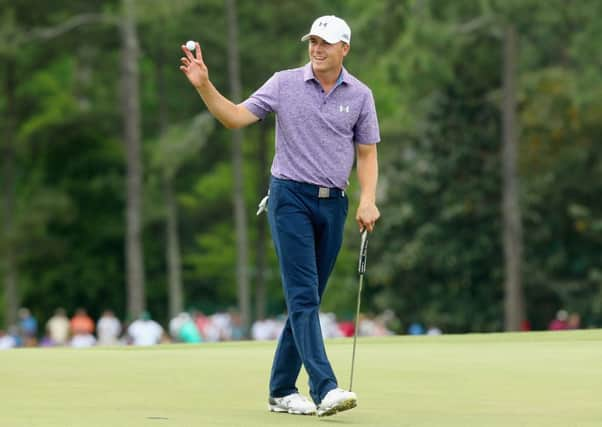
[
  {"x1": 548, "y1": 309, "x2": 569, "y2": 331},
  {"x1": 70, "y1": 308, "x2": 95, "y2": 335}
]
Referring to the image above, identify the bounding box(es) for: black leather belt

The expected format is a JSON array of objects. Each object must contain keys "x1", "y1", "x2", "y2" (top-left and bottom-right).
[{"x1": 271, "y1": 176, "x2": 345, "y2": 199}]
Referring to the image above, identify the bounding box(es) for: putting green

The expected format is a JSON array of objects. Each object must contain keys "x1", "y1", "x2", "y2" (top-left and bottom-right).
[{"x1": 1, "y1": 330, "x2": 601, "y2": 426}]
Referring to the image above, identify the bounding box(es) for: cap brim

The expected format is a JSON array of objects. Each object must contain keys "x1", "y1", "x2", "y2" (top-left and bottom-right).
[{"x1": 300, "y1": 32, "x2": 340, "y2": 44}]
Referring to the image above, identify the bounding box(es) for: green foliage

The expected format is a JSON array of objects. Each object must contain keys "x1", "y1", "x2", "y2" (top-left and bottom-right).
[
  {"x1": 17, "y1": 57, "x2": 80, "y2": 140},
  {"x1": 368, "y1": 32, "x2": 504, "y2": 332},
  {"x1": 149, "y1": 113, "x2": 215, "y2": 179},
  {"x1": 17, "y1": 115, "x2": 126, "y2": 322},
  {"x1": 2, "y1": 0, "x2": 601, "y2": 331},
  {"x1": 519, "y1": 64, "x2": 602, "y2": 327},
  {"x1": 343, "y1": 0, "x2": 602, "y2": 331}
]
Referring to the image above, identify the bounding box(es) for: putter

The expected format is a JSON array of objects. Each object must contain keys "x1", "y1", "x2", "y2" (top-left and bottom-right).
[{"x1": 349, "y1": 229, "x2": 369, "y2": 392}]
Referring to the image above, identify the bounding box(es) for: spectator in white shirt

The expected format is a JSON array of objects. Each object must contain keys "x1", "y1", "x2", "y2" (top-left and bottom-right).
[
  {"x1": 127, "y1": 311, "x2": 163, "y2": 346},
  {"x1": 97, "y1": 309, "x2": 122, "y2": 346},
  {"x1": 46, "y1": 308, "x2": 70, "y2": 346},
  {"x1": 0, "y1": 329, "x2": 17, "y2": 349}
]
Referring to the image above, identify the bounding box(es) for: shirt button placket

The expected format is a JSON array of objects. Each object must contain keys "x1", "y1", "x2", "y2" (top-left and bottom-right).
[{"x1": 319, "y1": 88, "x2": 326, "y2": 110}]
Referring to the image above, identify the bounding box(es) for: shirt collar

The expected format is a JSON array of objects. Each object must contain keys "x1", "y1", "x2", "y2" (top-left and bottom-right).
[{"x1": 303, "y1": 62, "x2": 351, "y2": 86}]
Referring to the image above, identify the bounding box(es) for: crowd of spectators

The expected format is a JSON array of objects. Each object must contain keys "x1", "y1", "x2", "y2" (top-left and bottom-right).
[
  {"x1": 0, "y1": 306, "x2": 402, "y2": 350},
  {"x1": 547, "y1": 309, "x2": 581, "y2": 331},
  {"x1": 1, "y1": 306, "x2": 586, "y2": 350}
]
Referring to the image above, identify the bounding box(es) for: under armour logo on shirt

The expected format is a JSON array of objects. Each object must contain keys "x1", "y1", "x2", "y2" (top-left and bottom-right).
[{"x1": 339, "y1": 105, "x2": 350, "y2": 113}]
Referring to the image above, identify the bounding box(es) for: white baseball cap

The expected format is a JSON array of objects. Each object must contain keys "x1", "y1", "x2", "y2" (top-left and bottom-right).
[{"x1": 301, "y1": 15, "x2": 351, "y2": 45}]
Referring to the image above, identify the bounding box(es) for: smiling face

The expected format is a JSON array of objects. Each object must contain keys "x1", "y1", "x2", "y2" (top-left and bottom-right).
[{"x1": 308, "y1": 36, "x2": 350, "y2": 76}]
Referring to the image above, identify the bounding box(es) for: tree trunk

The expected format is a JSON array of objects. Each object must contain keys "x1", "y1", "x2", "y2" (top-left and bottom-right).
[
  {"x1": 255, "y1": 120, "x2": 269, "y2": 321},
  {"x1": 226, "y1": 0, "x2": 250, "y2": 336},
  {"x1": 501, "y1": 25, "x2": 525, "y2": 331},
  {"x1": 165, "y1": 177, "x2": 184, "y2": 318},
  {"x1": 2, "y1": 59, "x2": 19, "y2": 327},
  {"x1": 155, "y1": 46, "x2": 184, "y2": 319},
  {"x1": 121, "y1": 0, "x2": 145, "y2": 318}
]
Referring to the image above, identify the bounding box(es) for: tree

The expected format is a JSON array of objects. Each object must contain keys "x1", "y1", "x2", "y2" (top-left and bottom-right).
[
  {"x1": 226, "y1": 0, "x2": 250, "y2": 335},
  {"x1": 3, "y1": 0, "x2": 599, "y2": 333},
  {"x1": 501, "y1": 24, "x2": 525, "y2": 331},
  {"x1": 121, "y1": 0, "x2": 145, "y2": 318},
  {"x1": 150, "y1": 113, "x2": 215, "y2": 318},
  {"x1": 1, "y1": 57, "x2": 18, "y2": 327},
  {"x1": 0, "y1": 2, "x2": 111, "y2": 326}
]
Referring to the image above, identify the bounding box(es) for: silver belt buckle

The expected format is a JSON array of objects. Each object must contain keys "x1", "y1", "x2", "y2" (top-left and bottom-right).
[{"x1": 318, "y1": 187, "x2": 330, "y2": 198}]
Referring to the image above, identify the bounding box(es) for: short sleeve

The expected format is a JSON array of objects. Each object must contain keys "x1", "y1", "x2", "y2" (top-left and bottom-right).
[
  {"x1": 354, "y1": 90, "x2": 381, "y2": 144},
  {"x1": 242, "y1": 72, "x2": 280, "y2": 120}
]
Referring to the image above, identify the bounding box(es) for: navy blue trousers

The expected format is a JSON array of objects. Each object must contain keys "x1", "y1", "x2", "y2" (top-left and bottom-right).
[{"x1": 267, "y1": 176, "x2": 348, "y2": 404}]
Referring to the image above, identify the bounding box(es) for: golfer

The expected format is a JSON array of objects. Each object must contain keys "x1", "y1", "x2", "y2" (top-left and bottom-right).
[{"x1": 180, "y1": 15, "x2": 380, "y2": 417}]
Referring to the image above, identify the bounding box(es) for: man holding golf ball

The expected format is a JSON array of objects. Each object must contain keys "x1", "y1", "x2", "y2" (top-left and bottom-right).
[{"x1": 180, "y1": 15, "x2": 380, "y2": 417}]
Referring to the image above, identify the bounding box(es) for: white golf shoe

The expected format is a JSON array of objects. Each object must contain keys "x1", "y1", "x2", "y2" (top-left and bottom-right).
[
  {"x1": 268, "y1": 392, "x2": 317, "y2": 415},
  {"x1": 317, "y1": 388, "x2": 357, "y2": 417}
]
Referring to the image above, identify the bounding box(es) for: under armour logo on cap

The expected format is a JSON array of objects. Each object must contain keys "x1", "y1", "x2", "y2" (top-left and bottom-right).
[{"x1": 301, "y1": 15, "x2": 352, "y2": 45}]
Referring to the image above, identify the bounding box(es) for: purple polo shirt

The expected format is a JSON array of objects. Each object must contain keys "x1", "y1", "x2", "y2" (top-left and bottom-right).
[{"x1": 242, "y1": 63, "x2": 380, "y2": 189}]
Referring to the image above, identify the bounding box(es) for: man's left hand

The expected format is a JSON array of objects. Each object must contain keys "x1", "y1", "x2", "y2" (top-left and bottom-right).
[{"x1": 356, "y1": 201, "x2": 380, "y2": 232}]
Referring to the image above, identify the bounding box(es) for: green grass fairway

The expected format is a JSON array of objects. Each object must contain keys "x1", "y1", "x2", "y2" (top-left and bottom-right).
[{"x1": 1, "y1": 330, "x2": 601, "y2": 426}]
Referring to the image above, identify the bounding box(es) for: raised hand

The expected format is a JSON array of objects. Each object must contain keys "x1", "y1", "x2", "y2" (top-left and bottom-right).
[{"x1": 180, "y1": 42, "x2": 209, "y2": 89}]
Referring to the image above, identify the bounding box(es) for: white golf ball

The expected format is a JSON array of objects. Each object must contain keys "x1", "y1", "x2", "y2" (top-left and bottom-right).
[{"x1": 186, "y1": 40, "x2": 196, "y2": 51}]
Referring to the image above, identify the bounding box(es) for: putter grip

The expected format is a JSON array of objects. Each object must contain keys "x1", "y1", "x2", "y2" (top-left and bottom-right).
[{"x1": 358, "y1": 230, "x2": 368, "y2": 274}]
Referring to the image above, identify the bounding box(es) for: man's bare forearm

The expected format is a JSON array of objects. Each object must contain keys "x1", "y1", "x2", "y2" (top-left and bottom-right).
[
  {"x1": 357, "y1": 144, "x2": 378, "y2": 203},
  {"x1": 355, "y1": 143, "x2": 380, "y2": 232},
  {"x1": 195, "y1": 81, "x2": 258, "y2": 129}
]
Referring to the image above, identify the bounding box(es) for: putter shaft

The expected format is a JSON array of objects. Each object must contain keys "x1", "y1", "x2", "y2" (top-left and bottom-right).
[
  {"x1": 349, "y1": 273, "x2": 364, "y2": 392},
  {"x1": 350, "y1": 230, "x2": 368, "y2": 392}
]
